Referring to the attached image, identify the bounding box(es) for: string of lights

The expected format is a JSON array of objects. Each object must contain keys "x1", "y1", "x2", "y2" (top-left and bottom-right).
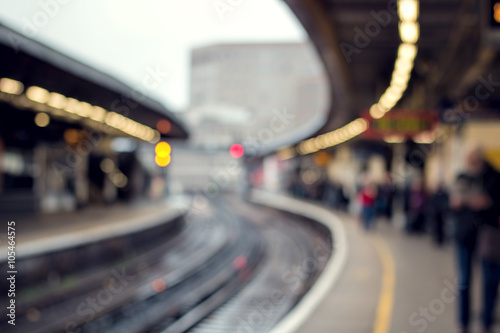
[
  {"x1": 0, "y1": 77, "x2": 161, "y2": 143},
  {"x1": 290, "y1": 0, "x2": 420, "y2": 158}
]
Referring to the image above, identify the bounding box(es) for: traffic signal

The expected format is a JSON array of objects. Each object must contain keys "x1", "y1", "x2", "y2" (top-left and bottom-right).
[
  {"x1": 229, "y1": 144, "x2": 244, "y2": 159},
  {"x1": 155, "y1": 142, "x2": 171, "y2": 167}
]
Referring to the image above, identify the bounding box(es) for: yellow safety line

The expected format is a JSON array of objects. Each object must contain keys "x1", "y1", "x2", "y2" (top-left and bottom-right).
[{"x1": 372, "y1": 237, "x2": 396, "y2": 333}]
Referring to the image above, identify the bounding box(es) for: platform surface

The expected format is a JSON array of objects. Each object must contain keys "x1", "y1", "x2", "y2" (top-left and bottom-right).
[
  {"x1": 297, "y1": 210, "x2": 498, "y2": 333},
  {"x1": 0, "y1": 196, "x2": 189, "y2": 260}
]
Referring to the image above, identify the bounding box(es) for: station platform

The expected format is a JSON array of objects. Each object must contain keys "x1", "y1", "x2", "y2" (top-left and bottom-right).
[
  {"x1": 253, "y1": 191, "x2": 499, "y2": 333},
  {"x1": 0, "y1": 196, "x2": 189, "y2": 261},
  {"x1": 296, "y1": 211, "x2": 460, "y2": 333}
]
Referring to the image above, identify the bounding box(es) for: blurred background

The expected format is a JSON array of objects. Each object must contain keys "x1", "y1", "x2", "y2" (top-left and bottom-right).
[{"x1": 1, "y1": 0, "x2": 500, "y2": 332}]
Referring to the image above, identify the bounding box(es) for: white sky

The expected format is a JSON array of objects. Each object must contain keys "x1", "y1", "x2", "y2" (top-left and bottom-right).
[{"x1": 0, "y1": 0, "x2": 306, "y2": 111}]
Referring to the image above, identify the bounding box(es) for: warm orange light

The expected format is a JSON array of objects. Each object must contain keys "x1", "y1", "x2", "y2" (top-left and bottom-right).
[
  {"x1": 156, "y1": 119, "x2": 171, "y2": 134},
  {"x1": 155, "y1": 155, "x2": 171, "y2": 167},
  {"x1": 313, "y1": 151, "x2": 330, "y2": 167},
  {"x1": 64, "y1": 129, "x2": 83, "y2": 144},
  {"x1": 495, "y1": 3, "x2": 500, "y2": 23}
]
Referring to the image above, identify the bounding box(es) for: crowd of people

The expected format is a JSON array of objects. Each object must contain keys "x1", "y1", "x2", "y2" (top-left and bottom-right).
[
  {"x1": 449, "y1": 149, "x2": 500, "y2": 333},
  {"x1": 289, "y1": 148, "x2": 500, "y2": 332},
  {"x1": 357, "y1": 149, "x2": 500, "y2": 333}
]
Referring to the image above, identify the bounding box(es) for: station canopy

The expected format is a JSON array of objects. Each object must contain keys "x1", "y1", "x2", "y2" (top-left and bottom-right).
[{"x1": 0, "y1": 23, "x2": 188, "y2": 146}]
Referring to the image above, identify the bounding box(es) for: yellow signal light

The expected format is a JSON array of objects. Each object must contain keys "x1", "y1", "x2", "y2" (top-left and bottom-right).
[
  {"x1": 155, "y1": 142, "x2": 171, "y2": 157},
  {"x1": 155, "y1": 155, "x2": 171, "y2": 167},
  {"x1": 155, "y1": 142, "x2": 171, "y2": 167}
]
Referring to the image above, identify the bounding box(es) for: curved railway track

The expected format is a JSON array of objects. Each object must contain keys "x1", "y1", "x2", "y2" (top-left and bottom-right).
[{"x1": 2, "y1": 196, "x2": 332, "y2": 333}]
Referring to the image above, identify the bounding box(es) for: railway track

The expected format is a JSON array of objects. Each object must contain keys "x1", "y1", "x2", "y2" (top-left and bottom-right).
[
  {"x1": 2, "y1": 196, "x2": 332, "y2": 333},
  {"x1": 186, "y1": 198, "x2": 332, "y2": 333}
]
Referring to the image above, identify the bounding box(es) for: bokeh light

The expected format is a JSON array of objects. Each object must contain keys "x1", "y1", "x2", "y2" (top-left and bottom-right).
[
  {"x1": 155, "y1": 142, "x2": 172, "y2": 167},
  {"x1": 152, "y1": 278, "x2": 167, "y2": 292},
  {"x1": 155, "y1": 155, "x2": 171, "y2": 167},
  {"x1": 157, "y1": 119, "x2": 171, "y2": 134},
  {"x1": 34, "y1": 112, "x2": 50, "y2": 127},
  {"x1": 229, "y1": 144, "x2": 244, "y2": 159},
  {"x1": 26, "y1": 308, "x2": 40, "y2": 322},
  {"x1": 155, "y1": 142, "x2": 171, "y2": 157},
  {"x1": 232, "y1": 255, "x2": 248, "y2": 270}
]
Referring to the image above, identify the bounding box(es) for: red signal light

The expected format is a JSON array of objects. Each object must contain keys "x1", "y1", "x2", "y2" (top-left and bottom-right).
[{"x1": 229, "y1": 144, "x2": 244, "y2": 159}]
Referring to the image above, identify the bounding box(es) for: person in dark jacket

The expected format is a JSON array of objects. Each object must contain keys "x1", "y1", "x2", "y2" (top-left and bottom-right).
[
  {"x1": 450, "y1": 148, "x2": 500, "y2": 333},
  {"x1": 430, "y1": 184, "x2": 449, "y2": 246},
  {"x1": 406, "y1": 178, "x2": 427, "y2": 234},
  {"x1": 450, "y1": 174, "x2": 479, "y2": 333}
]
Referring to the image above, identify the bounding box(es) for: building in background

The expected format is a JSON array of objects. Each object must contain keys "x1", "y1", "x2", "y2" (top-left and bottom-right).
[
  {"x1": 185, "y1": 42, "x2": 329, "y2": 149},
  {"x1": 169, "y1": 42, "x2": 328, "y2": 192}
]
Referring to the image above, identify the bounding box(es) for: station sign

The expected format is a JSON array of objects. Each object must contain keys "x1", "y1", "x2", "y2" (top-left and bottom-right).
[{"x1": 362, "y1": 110, "x2": 438, "y2": 140}]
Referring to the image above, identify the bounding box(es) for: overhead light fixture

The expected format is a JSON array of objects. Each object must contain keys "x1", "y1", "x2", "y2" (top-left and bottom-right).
[
  {"x1": 384, "y1": 134, "x2": 405, "y2": 144},
  {"x1": 391, "y1": 72, "x2": 410, "y2": 87},
  {"x1": 78, "y1": 102, "x2": 93, "y2": 118},
  {"x1": 277, "y1": 146, "x2": 296, "y2": 160},
  {"x1": 370, "y1": 104, "x2": 385, "y2": 119},
  {"x1": 379, "y1": 97, "x2": 396, "y2": 110},
  {"x1": 395, "y1": 57, "x2": 414, "y2": 73},
  {"x1": 65, "y1": 98, "x2": 81, "y2": 114},
  {"x1": 47, "y1": 92, "x2": 67, "y2": 109},
  {"x1": 400, "y1": 21, "x2": 420, "y2": 44},
  {"x1": 0, "y1": 78, "x2": 24, "y2": 95},
  {"x1": 34, "y1": 112, "x2": 50, "y2": 127},
  {"x1": 398, "y1": 0, "x2": 419, "y2": 22},
  {"x1": 295, "y1": 0, "x2": 420, "y2": 156},
  {"x1": 1, "y1": 78, "x2": 162, "y2": 143},
  {"x1": 91, "y1": 106, "x2": 106, "y2": 122},
  {"x1": 26, "y1": 86, "x2": 49, "y2": 103},
  {"x1": 398, "y1": 43, "x2": 418, "y2": 61}
]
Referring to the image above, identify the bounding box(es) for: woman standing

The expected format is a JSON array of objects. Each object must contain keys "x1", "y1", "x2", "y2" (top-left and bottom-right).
[{"x1": 358, "y1": 180, "x2": 378, "y2": 231}]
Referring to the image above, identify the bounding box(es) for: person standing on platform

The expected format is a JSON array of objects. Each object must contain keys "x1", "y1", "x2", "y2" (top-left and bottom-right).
[
  {"x1": 450, "y1": 148, "x2": 500, "y2": 333},
  {"x1": 380, "y1": 174, "x2": 394, "y2": 219},
  {"x1": 430, "y1": 184, "x2": 449, "y2": 246},
  {"x1": 358, "y1": 179, "x2": 378, "y2": 231},
  {"x1": 450, "y1": 174, "x2": 479, "y2": 333},
  {"x1": 406, "y1": 178, "x2": 427, "y2": 234}
]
